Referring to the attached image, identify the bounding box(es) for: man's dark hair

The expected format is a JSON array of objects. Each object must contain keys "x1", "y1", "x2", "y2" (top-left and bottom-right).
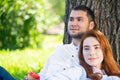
[{"x1": 72, "y1": 5, "x2": 97, "y2": 29}]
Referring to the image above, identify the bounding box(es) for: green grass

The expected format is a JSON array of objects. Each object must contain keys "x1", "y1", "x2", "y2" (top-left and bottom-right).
[{"x1": 0, "y1": 34, "x2": 63, "y2": 80}]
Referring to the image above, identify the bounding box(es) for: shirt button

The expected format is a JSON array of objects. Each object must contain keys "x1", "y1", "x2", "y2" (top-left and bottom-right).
[
  {"x1": 63, "y1": 68, "x2": 66, "y2": 70},
  {"x1": 72, "y1": 55, "x2": 74, "y2": 57},
  {"x1": 76, "y1": 48, "x2": 78, "y2": 50}
]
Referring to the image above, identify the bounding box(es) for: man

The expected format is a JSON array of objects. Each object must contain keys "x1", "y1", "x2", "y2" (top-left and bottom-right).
[{"x1": 25, "y1": 5, "x2": 97, "y2": 80}]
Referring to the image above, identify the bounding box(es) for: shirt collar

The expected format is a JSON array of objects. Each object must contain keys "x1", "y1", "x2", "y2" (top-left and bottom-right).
[
  {"x1": 71, "y1": 42, "x2": 80, "y2": 51},
  {"x1": 93, "y1": 67, "x2": 106, "y2": 75}
]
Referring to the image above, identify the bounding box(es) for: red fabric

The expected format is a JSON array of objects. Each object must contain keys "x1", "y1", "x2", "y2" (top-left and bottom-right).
[{"x1": 29, "y1": 71, "x2": 40, "y2": 80}]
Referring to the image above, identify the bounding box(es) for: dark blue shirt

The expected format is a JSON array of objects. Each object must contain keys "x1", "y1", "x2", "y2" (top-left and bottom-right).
[{"x1": 0, "y1": 66, "x2": 15, "y2": 80}]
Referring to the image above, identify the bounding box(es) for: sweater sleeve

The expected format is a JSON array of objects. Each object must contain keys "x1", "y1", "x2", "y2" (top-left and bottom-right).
[{"x1": 0, "y1": 66, "x2": 16, "y2": 80}]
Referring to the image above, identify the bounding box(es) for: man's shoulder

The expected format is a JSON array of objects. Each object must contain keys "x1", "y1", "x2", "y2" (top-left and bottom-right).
[
  {"x1": 55, "y1": 43, "x2": 73, "y2": 49},
  {"x1": 49, "y1": 43, "x2": 73, "y2": 57}
]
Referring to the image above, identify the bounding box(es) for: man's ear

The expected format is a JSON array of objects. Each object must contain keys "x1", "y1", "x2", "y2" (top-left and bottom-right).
[{"x1": 89, "y1": 21, "x2": 94, "y2": 30}]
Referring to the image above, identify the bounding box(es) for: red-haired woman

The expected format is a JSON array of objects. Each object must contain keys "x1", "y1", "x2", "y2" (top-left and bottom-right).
[{"x1": 79, "y1": 29, "x2": 120, "y2": 80}]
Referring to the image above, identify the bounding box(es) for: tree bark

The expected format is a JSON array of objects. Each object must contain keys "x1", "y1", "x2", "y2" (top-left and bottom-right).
[{"x1": 63, "y1": 0, "x2": 120, "y2": 64}]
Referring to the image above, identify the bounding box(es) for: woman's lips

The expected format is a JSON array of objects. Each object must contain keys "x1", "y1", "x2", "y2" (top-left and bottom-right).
[{"x1": 88, "y1": 58, "x2": 97, "y2": 60}]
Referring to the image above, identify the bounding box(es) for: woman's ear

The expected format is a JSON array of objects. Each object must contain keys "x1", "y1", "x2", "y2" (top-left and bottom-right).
[{"x1": 89, "y1": 21, "x2": 94, "y2": 30}]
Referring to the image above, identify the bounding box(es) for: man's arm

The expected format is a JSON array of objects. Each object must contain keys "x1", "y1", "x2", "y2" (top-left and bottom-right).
[
  {"x1": 44, "y1": 66, "x2": 85, "y2": 80},
  {"x1": 39, "y1": 45, "x2": 68, "y2": 79}
]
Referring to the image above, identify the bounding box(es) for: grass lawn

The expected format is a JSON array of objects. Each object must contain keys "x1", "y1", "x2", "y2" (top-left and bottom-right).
[{"x1": 0, "y1": 34, "x2": 63, "y2": 80}]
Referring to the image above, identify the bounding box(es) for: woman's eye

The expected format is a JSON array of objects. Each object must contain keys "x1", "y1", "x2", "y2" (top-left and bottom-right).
[
  {"x1": 95, "y1": 46, "x2": 100, "y2": 49},
  {"x1": 84, "y1": 47, "x2": 89, "y2": 50}
]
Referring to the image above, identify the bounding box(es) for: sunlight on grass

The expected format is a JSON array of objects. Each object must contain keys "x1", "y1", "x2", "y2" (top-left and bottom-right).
[{"x1": 0, "y1": 34, "x2": 63, "y2": 80}]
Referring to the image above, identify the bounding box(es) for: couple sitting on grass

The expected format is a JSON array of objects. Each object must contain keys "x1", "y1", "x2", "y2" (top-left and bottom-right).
[
  {"x1": 26, "y1": 30, "x2": 120, "y2": 80},
  {"x1": 25, "y1": 5, "x2": 120, "y2": 80}
]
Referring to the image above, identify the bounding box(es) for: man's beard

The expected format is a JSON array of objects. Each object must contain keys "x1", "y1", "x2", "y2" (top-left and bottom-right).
[{"x1": 70, "y1": 33, "x2": 85, "y2": 39}]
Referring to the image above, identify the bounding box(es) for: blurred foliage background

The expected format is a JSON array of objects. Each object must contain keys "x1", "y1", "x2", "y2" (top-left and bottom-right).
[
  {"x1": 0, "y1": 0, "x2": 65, "y2": 80},
  {"x1": 0, "y1": 0, "x2": 65, "y2": 50}
]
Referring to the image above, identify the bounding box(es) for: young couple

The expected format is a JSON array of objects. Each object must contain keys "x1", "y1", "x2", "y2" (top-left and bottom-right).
[{"x1": 25, "y1": 5, "x2": 120, "y2": 80}]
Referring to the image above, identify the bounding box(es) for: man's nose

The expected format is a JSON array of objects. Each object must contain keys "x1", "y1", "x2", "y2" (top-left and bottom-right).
[{"x1": 72, "y1": 20, "x2": 78, "y2": 25}]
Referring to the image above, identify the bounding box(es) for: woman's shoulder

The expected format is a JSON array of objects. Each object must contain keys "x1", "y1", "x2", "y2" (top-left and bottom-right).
[
  {"x1": 71, "y1": 66, "x2": 87, "y2": 79},
  {"x1": 102, "y1": 75, "x2": 120, "y2": 80}
]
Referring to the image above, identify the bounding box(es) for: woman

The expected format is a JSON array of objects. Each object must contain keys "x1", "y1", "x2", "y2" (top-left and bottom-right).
[
  {"x1": 79, "y1": 29, "x2": 120, "y2": 80},
  {"x1": 0, "y1": 66, "x2": 15, "y2": 80}
]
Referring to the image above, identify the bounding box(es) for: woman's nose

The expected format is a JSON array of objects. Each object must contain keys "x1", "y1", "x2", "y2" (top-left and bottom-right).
[{"x1": 89, "y1": 48, "x2": 95, "y2": 56}]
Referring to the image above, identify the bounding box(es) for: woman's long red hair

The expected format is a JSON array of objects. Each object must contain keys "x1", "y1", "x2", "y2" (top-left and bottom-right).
[{"x1": 79, "y1": 30, "x2": 120, "y2": 80}]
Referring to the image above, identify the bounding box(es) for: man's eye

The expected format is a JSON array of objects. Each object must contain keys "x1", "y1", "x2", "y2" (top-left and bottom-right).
[
  {"x1": 77, "y1": 18, "x2": 81, "y2": 21},
  {"x1": 69, "y1": 18, "x2": 73, "y2": 21}
]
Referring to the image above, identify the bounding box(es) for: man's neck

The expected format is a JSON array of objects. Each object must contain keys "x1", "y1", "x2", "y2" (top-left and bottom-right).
[{"x1": 72, "y1": 38, "x2": 81, "y2": 46}]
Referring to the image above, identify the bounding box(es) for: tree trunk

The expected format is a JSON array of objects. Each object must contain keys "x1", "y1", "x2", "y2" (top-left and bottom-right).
[{"x1": 63, "y1": 0, "x2": 120, "y2": 64}]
